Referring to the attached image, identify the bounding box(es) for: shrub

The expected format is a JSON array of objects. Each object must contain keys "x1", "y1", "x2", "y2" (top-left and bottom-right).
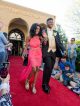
[{"x1": 76, "y1": 46, "x2": 80, "y2": 71}]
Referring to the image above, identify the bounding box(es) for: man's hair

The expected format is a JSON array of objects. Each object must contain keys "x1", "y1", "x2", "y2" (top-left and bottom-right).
[
  {"x1": 62, "y1": 55, "x2": 67, "y2": 59},
  {"x1": 71, "y1": 38, "x2": 75, "y2": 41},
  {"x1": 46, "y1": 18, "x2": 53, "y2": 23},
  {"x1": 64, "y1": 63, "x2": 70, "y2": 68}
]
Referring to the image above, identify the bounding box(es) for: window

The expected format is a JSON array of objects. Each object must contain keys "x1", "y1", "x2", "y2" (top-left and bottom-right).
[{"x1": 9, "y1": 32, "x2": 21, "y2": 40}]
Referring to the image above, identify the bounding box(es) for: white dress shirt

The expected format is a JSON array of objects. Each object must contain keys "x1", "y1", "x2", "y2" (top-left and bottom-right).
[{"x1": 47, "y1": 28, "x2": 56, "y2": 52}]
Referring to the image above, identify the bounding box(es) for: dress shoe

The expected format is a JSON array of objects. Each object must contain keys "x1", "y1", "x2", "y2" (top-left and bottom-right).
[
  {"x1": 42, "y1": 84, "x2": 50, "y2": 94},
  {"x1": 47, "y1": 85, "x2": 51, "y2": 90}
]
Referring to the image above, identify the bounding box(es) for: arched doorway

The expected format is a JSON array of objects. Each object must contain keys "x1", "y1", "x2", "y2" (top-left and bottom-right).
[{"x1": 8, "y1": 18, "x2": 28, "y2": 56}]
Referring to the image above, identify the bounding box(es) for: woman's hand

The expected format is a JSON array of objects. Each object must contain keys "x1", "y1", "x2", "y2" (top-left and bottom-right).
[
  {"x1": 40, "y1": 37, "x2": 48, "y2": 44},
  {"x1": 42, "y1": 30, "x2": 47, "y2": 38},
  {"x1": 44, "y1": 37, "x2": 48, "y2": 41}
]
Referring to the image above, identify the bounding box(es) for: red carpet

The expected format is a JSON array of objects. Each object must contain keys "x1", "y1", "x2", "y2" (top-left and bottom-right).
[{"x1": 10, "y1": 56, "x2": 80, "y2": 106}]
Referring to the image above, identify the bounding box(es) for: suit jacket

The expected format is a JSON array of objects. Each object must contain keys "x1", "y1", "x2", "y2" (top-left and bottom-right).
[{"x1": 42, "y1": 29, "x2": 65, "y2": 58}]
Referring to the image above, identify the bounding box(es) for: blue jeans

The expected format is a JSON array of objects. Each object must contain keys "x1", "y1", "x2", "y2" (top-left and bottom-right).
[
  {"x1": 0, "y1": 52, "x2": 6, "y2": 85},
  {"x1": 0, "y1": 52, "x2": 6, "y2": 65},
  {"x1": 0, "y1": 51, "x2": 6, "y2": 73},
  {"x1": 69, "y1": 57, "x2": 76, "y2": 71}
]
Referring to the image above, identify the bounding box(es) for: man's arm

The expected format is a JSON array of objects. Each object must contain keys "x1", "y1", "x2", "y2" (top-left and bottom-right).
[{"x1": 56, "y1": 32, "x2": 65, "y2": 52}]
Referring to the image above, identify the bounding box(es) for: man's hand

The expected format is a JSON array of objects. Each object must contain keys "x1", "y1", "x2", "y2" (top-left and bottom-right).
[
  {"x1": 54, "y1": 57, "x2": 59, "y2": 70},
  {"x1": 64, "y1": 51, "x2": 67, "y2": 56}
]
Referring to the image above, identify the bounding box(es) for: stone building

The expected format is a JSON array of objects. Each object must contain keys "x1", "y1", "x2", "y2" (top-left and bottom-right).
[{"x1": 0, "y1": 1, "x2": 55, "y2": 55}]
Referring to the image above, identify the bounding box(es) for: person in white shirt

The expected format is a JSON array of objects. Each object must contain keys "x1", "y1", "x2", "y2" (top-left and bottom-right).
[{"x1": 67, "y1": 38, "x2": 77, "y2": 71}]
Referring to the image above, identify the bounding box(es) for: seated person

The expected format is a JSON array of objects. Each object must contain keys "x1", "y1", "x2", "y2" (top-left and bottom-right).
[
  {"x1": 52, "y1": 55, "x2": 74, "y2": 81},
  {"x1": 59, "y1": 55, "x2": 74, "y2": 73},
  {"x1": 0, "y1": 74, "x2": 12, "y2": 106},
  {"x1": 69, "y1": 72, "x2": 80, "y2": 95},
  {"x1": 62, "y1": 63, "x2": 74, "y2": 86}
]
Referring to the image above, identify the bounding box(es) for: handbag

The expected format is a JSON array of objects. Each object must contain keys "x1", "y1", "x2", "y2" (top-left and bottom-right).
[{"x1": 23, "y1": 55, "x2": 28, "y2": 66}]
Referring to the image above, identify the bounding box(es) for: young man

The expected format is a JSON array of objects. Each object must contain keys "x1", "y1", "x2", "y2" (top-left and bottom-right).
[
  {"x1": 62, "y1": 63, "x2": 74, "y2": 86},
  {"x1": 42, "y1": 18, "x2": 65, "y2": 93},
  {"x1": 59, "y1": 55, "x2": 74, "y2": 73}
]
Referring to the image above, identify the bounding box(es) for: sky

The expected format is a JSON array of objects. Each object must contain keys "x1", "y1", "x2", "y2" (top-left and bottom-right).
[{"x1": 3, "y1": 0, "x2": 75, "y2": 39}]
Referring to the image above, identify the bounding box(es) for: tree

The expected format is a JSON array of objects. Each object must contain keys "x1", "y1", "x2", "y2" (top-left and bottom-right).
[
  {"x1": 65, "y1": 0, "x2": 80, "y2": 39},
  {"x1": 55, "y1": 24, "x2": 68, "y2": 46}
]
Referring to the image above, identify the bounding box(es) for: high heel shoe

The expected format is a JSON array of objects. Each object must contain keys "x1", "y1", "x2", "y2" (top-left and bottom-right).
[
  {"x1": 25, "y1": 80, "x2": 29, "y2": 90},
  {"x1": 31, "y1": 84, "x2": 37, "y2": 94}
]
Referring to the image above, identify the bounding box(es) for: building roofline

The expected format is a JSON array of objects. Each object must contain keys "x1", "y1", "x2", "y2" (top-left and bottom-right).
[{"x1": 1, "y1": 1, "x2": 56, "y2": 18}]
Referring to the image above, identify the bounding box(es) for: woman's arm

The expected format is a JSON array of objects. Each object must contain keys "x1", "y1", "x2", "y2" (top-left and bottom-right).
[{"x1": 22, "y1": 36, "x2": 30, "y2": 59}]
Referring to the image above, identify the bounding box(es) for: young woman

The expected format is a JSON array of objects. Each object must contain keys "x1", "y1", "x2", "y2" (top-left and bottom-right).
[
  {"x1": 20, "y1": 23, "x2": 42, "y2": 94},
  {"x1": 67, "y1": 38, "x2": 77, "y2": 72}
]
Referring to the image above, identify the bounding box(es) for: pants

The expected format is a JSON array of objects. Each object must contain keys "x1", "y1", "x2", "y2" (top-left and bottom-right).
[
  {"x1": 69, "y1": 57, "x2": 76, "y2": 71},
  {"x1": 0, "y1": 52, "x2": 6, "y2": 65},
  {"x1": 0, "y1": 51, "x2": 6, "y2": 85},
  {"x1": 42, "y1": 51, "x2": 56, "y2": 85},
  {"x1": 62, "y1": 74, "x2": 73, "y2": 86}
]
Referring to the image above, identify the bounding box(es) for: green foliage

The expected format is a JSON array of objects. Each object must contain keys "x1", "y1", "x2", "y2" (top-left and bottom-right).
[
  {"x1": 76, "y1": 40, "x2": 80, "y2": 45},
  {"x1": 55, "y1": 24, "x2": 68, "y2": 46},
  {"x1": 66, "y1": 0, "x2": 80, "y2": 39},
  {"x1": 76, "y1": 47, "x2": 80, "y2": 62},
  {"x1": 76, "y1": 47, "x2": 80, "y2": 71}
]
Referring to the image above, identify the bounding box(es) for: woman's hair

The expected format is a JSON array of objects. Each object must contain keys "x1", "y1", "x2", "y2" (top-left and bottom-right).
[
  {"x1": 30, "y1": 23, "x2": 42, "y2": 38},
  {"x1": 40, "y1": 23, "x2": 47, "y2": 30}
]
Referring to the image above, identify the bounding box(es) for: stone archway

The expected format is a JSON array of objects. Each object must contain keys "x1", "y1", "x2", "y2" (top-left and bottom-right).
[{"x1": 8, "y1": 18, "x2": 29, "y2": 56}]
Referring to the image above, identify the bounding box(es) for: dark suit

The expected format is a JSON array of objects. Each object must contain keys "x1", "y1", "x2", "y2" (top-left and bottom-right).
[{"x1": 42, "y1": 29, "x2": 65, "y2": 85}]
